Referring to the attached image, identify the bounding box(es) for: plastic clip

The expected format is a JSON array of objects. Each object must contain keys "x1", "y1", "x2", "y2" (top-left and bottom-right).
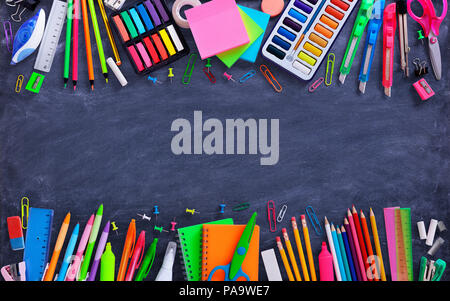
[
  {"x1": 260, "y1": 64, "x2": 282, "y2": 92},
  {"x1": 277, "y1": 204, "x2": 287, "y2": 222},
  {"x1": 20, "y1": 197, "x2": 29, "y2": 230},
  {"x1": 305, "y1": 206, "x2": 322, "y2": 235},
  {"x1": 239, "y1": 70, "x2": 256, "y2": 83},
  {"x1": 182, "y1": 53, "x2": 197, "y2": 84},
  {"x1": 267, "y1": 200, "x2": 276, "y2": 232},
  {"x1": 203, "y1": 67, "x2": 216, "y2": 83},
  {"x1": 325, "y1": 53, "x2": 335, "y2": 86},
  {"x1": 309, "y1": 77, "x2": 324, "y2": 92}
]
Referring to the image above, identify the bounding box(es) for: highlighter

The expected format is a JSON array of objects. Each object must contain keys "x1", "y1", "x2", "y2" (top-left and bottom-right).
[
  {"x1": 101, "y1": 243, "x2": 115, "y2": 281},
  {"x1": 319, "y1": 242, "x2": 334, "y2": 281},
  {"x1": 135, "y1": 238, "x2": 158, "y2": 281}
]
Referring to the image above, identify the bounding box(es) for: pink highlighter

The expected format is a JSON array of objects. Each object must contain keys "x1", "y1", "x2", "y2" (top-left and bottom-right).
[{"x1": 319, "y1": 241, "x2": 334, "y2": 281}]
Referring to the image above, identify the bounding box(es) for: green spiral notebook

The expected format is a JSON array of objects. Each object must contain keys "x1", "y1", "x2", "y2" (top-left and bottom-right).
[{"x1": 177, "y1": 218, "x2": 234, "y2": 281}]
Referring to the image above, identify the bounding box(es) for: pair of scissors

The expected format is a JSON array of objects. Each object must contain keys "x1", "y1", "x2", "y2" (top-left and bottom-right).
[
  {"x1": 407, "y1": 0, "x2": 447, "y2": 80},
  {"x1": 207, "y1": 212, "x2": 257, "y2": 281}
]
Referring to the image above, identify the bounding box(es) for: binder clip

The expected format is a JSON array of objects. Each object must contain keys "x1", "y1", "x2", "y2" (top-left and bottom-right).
[
  {"x1": 277, "y1": 204, "x2": 287, "y2": 222},
  {"x1": 419, "y1": 256, "x2": 446, "y2": 281},
  {"x1": 9, "y1": 0, "x2": 40, "y2": 23},
  {"x1": 20, "y1": 196, "x2": 29, "y2": 229},
  {"x1": 154, "y1": 225, "x2": 169, "y2": 233},
  {"x1": 137, "y1": 213, "x2": 151, "y2": 221},
  {"x1": 232, "y1": 202, "x2": 250, "y2": 212},
  {"x1": 306, "y1": 206, "x2": 323, "y2": 235},
  {"x1": 182, "y1": 53, "x2": 197, "y2": 84},
  {"x1": 1, "y1": 262, "x2": 26, "y2": 281},
  {"x1": 219, "y1": 203, "x2": 226, "y2": 214},
  {"x1": 111, "y1": 221, "x2": 119, "y2": 235},
  {"x1": 267, "y1": 200, "x2": 276, "y2": 232},
  {"x1": 413, "y1": 58, "x2": 428, "y2": 77},
  {"x1": 170, "y1": 218, "x2": 177, "y2": 231},
  {"x1": 186, "y1": 208, "x2": 200, "y2": 215}
]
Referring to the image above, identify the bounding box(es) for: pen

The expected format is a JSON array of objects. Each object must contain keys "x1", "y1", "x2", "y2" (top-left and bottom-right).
[
  {"x1": 135, "y1": 238, "x2": 158, "y2": 281},
  {"x1": 56, "y1": 223, "x2": 79, "y2": 281},
  {"x1": 125, "y1": 230, "x2": 146, "y2": 281},
  {"x1": 79, "y1": 204, "x2": 103, "y2": 281},
  {"x1": 87, "y1": 0, "x2": 108, "y2": 83},
  {"x1": 87, "y1": 220, "x2": 110, "y2": 281},
  {"x1": 282, "y1": 228, "x2": 302, "y2": 281},
  {"x1": 44, "y1": 212, "x2": 71, "y2": 281},
  {"x1": 63, "y1": 0, "x2": 74, "y2": 88},
  {"x1": 101, "y1": 243, "x2": 115, "y2": 281},
  {"x1": 382, "y1": 3, "x2": 396, "y2": 97},
  {"x1": 301, "y1": 215, "x2": 317, "y2": 281},
  {"x1": 276, "y1": 236, "x2": 294, "y2": 281},
  {"x1": 117, "y1": 219, "x2": 136, "y2": 281},
  {"x1": 97, "y1": 0, "x2": 121, "y2": 66},
  {"x1": 72, "y1": 0, "x2": 80, "y2": 90},
  {"x1": 66, "y1": 214, "x2": 94, "y2": 281},
  {"x1": 81, "y1": 0, "x2": 95, "y2": 90},
  {"x1": 291, "y1": 217, "x2": 310, "y2": 281}
]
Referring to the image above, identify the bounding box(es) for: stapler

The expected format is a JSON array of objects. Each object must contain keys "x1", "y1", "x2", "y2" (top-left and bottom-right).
[
  {"x1": 419, "y1": 256, "x2": 446, "y2": 281},
  {"x1": 1, "y1": 262, "x2": 26, "y2": 281}
]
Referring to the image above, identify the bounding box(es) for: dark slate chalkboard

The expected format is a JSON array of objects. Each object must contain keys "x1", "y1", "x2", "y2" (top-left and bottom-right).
[{"x1": 0, "y1": 0, "x2": 448, "y2": 281}]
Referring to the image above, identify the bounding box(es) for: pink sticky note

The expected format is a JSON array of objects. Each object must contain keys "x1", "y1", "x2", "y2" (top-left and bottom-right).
[{"x1": 186, "y1": 0, "x2": 250, "y2": 60}]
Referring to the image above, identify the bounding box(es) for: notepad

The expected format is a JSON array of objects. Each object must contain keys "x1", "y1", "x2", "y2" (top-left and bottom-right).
[
  {"x1": 216, "y1": 6, "x2": 264, "y2": 68},
  {"x1": 177, "y1": 218, "x2": 233, "y2": 281},
  {"x1": 238, "y1": 6, "x2": 270, "y2": 63},
  {"x1": 185, "y1": 0, "x2": 249, "y2": 60},
  {"x1": 201, "y1": 224, "x2": 260, "y2": 281}
]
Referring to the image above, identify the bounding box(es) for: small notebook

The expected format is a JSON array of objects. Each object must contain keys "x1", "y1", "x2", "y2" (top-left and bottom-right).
[
  {"x1": 177, "y1": 218, "x2": 233, "y2": 281},
  {"x1": 202, "y1": 224, "x2": 260, "y2": 281}
]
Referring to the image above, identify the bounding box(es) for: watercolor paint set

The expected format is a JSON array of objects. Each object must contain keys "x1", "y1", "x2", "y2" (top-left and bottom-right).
[
  {"x1": 262, "y1": 0, "x2": 359, "y2": 80},
  {"x1": 110, "y1": 0, "x2": 190, "y2": 74}
]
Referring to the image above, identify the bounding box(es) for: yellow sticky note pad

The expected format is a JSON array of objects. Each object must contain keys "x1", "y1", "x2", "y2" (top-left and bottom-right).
[
  {"x1": 159, "y1": 29, "x2": 176, "y2": 56},
  {"x1": 216, "y1": 7, "x2": 264, "y2": 68}
]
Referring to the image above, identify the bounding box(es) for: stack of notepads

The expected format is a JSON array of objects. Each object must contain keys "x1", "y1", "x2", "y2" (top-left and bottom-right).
[
  {"x1": 177, "y1": 218, "x2": 260, "y2": 281},
  {"x1": 185, "y1": 0, "x2": 271, "y2": 67}
]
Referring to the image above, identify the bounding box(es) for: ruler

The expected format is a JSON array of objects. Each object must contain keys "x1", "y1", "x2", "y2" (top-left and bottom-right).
[
  {"x1": 394, "y1": 208, "x2": 408, "y2": 280},
  {"x1": 34, "y1": 0, "x2": 67, "y2": 72},
  {"x1": 23, "y1": 207, "x2": 54, "y2": 281},
  {"x1": 383, "y1": 207, "x2": 399, "y2": 280},
  {"x1": 400, "y1": 208, "x2": 413, "y2": 280}
]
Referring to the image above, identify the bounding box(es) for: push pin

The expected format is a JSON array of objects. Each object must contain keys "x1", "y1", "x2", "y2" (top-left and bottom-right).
[
  {"x1": 170, "y1": 218, "x2": 177, "y2": 231},
  {"x1": 219, "y1": 203, "x2": 226, "y2": 214},
  {"x1": 223, "y1": 72, "x2": 236, "y2": 82},
  {"x1": 154, "y1": 225, "x2": 169, "y2": 233},
  {"x1": 168, "y1": 68, "x2": 174, "y2": 83},
  {"x1": 148, "y1": 75, "x2": 163, "y2": 84},
  {"x1": 186, "y1": 208, "x2": 200, "y2": 215},
  {"x1": 417, "y1": 30, "x2": 425, "y2": 44},
  {"x1": 137, "y1": 213, "x2": 151, "y2": 221},
  {"x1": 153, "y1": 205, "x2": 160, "y2": 215},
  {"x1": 205, "y1": 58, "x2": 212, "y2": 73},
  {"x1": 111, "y1": 222, "x2": 119, "y2": 235}
]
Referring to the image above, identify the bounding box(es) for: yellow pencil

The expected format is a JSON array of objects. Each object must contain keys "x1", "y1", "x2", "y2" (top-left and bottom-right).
[
  {"x1": 96, "y1": 0, "x2": 121, "y2": 65},
  {"x1": 282, "y1": 228, "x2": 302, "y2": 281},
  {"x1": 291, "y1": 217, "x2": 310, "y2": 281},
  {"x1": 369, "y1": 208, "x2": 387, "y2": 281},
  {"x1": 301, "y1": 215, "x2": 317, "y2": 281},
  {"x1": 276, "y1": 236, "x2": 294, "y2": 281}
]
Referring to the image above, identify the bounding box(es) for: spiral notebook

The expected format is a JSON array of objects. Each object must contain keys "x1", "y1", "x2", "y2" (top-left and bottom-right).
[
  {"x1": 177, "y1": 218, "x2": 233, "y2": 281},
  {"x1": 201, "y1": 224, "x2": 260, "y2": 281}
]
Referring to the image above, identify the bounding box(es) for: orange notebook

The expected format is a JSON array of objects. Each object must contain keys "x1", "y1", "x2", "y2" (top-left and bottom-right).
[{"x1": 201, "y1": 224, "x2": 260, "y2": 281}]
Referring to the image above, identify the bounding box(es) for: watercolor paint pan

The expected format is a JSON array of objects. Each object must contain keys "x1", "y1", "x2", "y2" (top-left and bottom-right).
[
  {"x1": 110, "y1": 0, "x2": 189, "y2": 75},
  {"x1": 261, "y1": 0, "x2": 359, "y2": 80}
]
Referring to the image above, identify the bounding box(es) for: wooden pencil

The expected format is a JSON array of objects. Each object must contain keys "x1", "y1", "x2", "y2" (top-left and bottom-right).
[
  {"x1": 291, "y1": 217, "x2": 310, "y2": 281},
  {"x1": 282, "y1": 228, "x2": 302, "y2": 281},
  {"x1": 361, "y1": 210, "x2": 379, "y2": 280},
  {"x1": 336, "y1": 226, "x2": 352, "y2": 280},
  {"x1": 341, "y1": 225, "x2": 358, "y2": 281},
  {"x1": 347, "y1": 210, "x2": 368, "y2": 281},
  {"x1": 352, "y1": 205, "x2": 371, "y2": 281},
  {"x1": 276, "y1": 236, "x2": 295, "y2": 281},
  {"x1": 344, "y1": 218, "x2": 362, "y2": 281},
  {"x1": 300, "y1": 215, "x2": 317, "y2": 281},
  {"x1": 370, "y1": 208, "x2": 387, "y2": 281}
]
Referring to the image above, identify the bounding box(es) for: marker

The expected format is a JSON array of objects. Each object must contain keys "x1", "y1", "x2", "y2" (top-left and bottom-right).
[
  {"x1": 72, "y1": 0, "x2": 80, "y2": 90},
  {"x1": 87, "y1": 0, "x2": 108, "y2": 83},
  {"x1": 135, "y1": 238, "x2": 158, "y2": 281},
  {"x1": 87, "y1": 221, "x2": 110, "y2": 281},
  {"x1": 100, "y1": 243, "x2": 115, "y2": 281},
  {"x1": 44, "y1": 212, "x2": 71, "y2": 281},
  {"x1": 63, "y1": 0, "x2": 73, "y2": 88},
  {"x1": 80, "y1": 0, "x2": 95, "y2": 90}
]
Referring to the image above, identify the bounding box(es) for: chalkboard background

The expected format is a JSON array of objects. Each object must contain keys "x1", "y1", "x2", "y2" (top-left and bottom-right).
[{"x1": 0, "y1": 0, "x2": 449, "y2": 281}]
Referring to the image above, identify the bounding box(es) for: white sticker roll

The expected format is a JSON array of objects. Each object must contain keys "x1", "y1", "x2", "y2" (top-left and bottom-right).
[
  {"x1": 426, "y1": 219, "x2": 438, "y2": 246},
  {"x1": 107, "y1": 57, "x2": 128, "y2": 87}
]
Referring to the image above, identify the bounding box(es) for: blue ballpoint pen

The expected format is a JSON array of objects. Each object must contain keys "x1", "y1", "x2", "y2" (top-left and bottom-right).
[
  {"x1": 56, "y1": 223, "x2": 80, "y2": 281},
  {"x1": 358, "y1": 0, "x2": 385, "y2": 93}
]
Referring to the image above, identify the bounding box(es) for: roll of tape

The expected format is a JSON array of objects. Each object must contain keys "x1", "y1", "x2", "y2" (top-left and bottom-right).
[{"x1": 172, "y1": 0, "x2": 202, "y2": 29}]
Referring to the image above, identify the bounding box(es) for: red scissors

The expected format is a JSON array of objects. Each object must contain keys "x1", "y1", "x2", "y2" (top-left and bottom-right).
[{"x1": 407, "y1": 0, "x2": 447, "y2": 80}]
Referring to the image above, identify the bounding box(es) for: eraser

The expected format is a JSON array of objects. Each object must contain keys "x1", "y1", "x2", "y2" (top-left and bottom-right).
[
  {"x1": 427, "y1": 237, "x2": 445, "y2": 256},
  {"x1": 261, "y1": 249, "x2": 283, "y2": 281},
  {"x1": 438, "y1": 221, "x2": 447, "y2": 233},
  {"x1": 426, "y1": 219, "x2": 438, "y2": 246},
  {"x1": 7, "y1": 216, "x2": 25, "y2": 250},
  {"x1": 261, "y1": 0, "x2": 285, "y2": 17},
  {"x1": 417, "y1": 221, "x2": 427, "y2": 240}
]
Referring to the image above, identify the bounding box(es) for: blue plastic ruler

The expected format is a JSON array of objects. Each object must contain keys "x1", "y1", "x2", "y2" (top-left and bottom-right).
[{"x1": 23, "y1": 207, "x2": 54, "y2": 281}]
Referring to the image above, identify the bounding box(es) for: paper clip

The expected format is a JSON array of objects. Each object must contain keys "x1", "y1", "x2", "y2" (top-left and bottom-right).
[
  {"x1": 15, "y1": 75, "x2": 24, "y2": 93},
  {"x1": 2, "y1": 21, "x2": 13, "y2": 53},
  {"x1": 277, "y1": 204, "x2": 287, "y2": 222},
  {"x1": 260, "y1": 65, "x2": 282, "y2": 92},
  {"x1": 239, "y1": 70, "x2": 256, "y2": 83},
  {"x1": 20, "y1": 197, "x2": 29, "y2": 230},
  {"x1": 203, "y1": 67, "x2": 216, "y2": 83},
  {"x1": 267, "y1": 200, "x2": 277, "y2": 232},
  {"x1": 325, "y1": 53, "x2": 335, "y2": 86},
  {"x1": 232, "y1": 203, "x2": 250, "y2": 212},
  {"x1": 305, "y1": 206, "x2": 322, "y2": 235},
  {"x1": 309, "y1": 77, "x2": 324, "y2": 92},
  {"x1": 182, "y1": 53, "x2": 197, "y2": 84}
]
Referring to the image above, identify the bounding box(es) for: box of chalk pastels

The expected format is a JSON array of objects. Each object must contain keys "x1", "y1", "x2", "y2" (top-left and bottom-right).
[{"x1": 110, "y1": 0, "x2": 190, "y2": 75}]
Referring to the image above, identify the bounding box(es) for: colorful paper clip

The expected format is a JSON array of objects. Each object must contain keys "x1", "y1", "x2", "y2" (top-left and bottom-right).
[
  {"x1": 2, "y1": 21, "x2": 13, "y2": 53},
  {"x1": 239, "y1": 70, "x2": 256, "y2": 83},
  {"x1": 325, "y1": 53, "x2": 335, "y2": 86},
  {"x1": 309, "y1": 77, "x2": 324, "y2": 92},
  {"x1": 20, "y1": 197, "x2": 29, "y2": 230},
  {"x1": 15, "y1": 75, "x2": 24, "y2": 93},
  {"x1": 182, "y1": 53, "x2": 197, "y2": 84},
  {"x1": 168, "y1": 67, "x2": 174, "y2": 83},
  {"x1": 267, "y1": 200, "x2": 277, "y2": 232},
  {"x1": 223, "y1": 72, "x2": 236, "y2": 82},
  {"x1": 277, "y1": 204, "x2": 287, "y2": 222},
  {"x1": 203, "y1": 67, "x2": 216, "y2": 83},
  {"x1": 219, "y1": 203, "x2": 226, "y2": 214},
  {"x1": 260, "y1": 64, "x2": 282, "y2": 92},
  {"x1": 186, "y1": 208, "x2": 200, "y2": 215},
  {"x1": 305, "y1": 206, "x2": 322, "y2": 235},
  {"x1": 232, "y1": 202, "x2": 250, "y2": 212}
]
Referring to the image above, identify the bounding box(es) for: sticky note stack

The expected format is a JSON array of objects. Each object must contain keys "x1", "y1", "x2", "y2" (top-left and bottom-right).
[{"x1": 186, "y1": 0, "x2": 270, "y2": 67}]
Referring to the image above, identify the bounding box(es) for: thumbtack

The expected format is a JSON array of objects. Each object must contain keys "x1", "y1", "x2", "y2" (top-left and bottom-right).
[
  {"x1": 186, "y1": 208, "x2": 200, "y2": 215},
  {"x1": 153, "y1": 205, "x2": 160, "y2": 215},
  {"x1": 137, "y1": 213, "x2": 151, "y2": 221},
  {"x1": 205, "y1": 58, "x2": 212, "y2": 72},
  {"x1": 111, "y1": 222, "x2": 119, "y2": 235},
  {"x1": 223, "y1": 72, "x2": 236, "y2": 82},
  {"x1": 417, "y1": 30, "x2": 425, "y2": 44},
  {"x1": 148, "y1": 75, "x2": 163, "y2": 84},
  {"x1": 219, "y1": 203, "x2": 226, "y2": 214},
  {"x1": 168, "y1": 68, "x2": 174, "y2": 83},
  {"x1": 154, "y1": 225, "x2": 169, "y2": 233},
  {"x1": 170, "y1": 218, "x2": 177, "y2": 231}
]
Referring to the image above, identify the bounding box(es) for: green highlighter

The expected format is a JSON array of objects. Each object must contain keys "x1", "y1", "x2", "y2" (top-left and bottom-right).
[
  {"x1": 78, "y1": 204, "x2": 103, "y2": 281},
  {"x1": 338, "y1": 0, "x2": 375, "y2": 84},
  {"x1": 100, "y1": 243, "x2": 115, "y2": 281},
  {"x1": 135, "y1": 238, "x2": 158, "y2": 281}
]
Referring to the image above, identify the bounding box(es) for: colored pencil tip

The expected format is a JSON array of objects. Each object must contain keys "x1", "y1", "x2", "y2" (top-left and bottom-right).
[
  {"x1": 64, "y1": 83, "x2": 67, "y2": 88},
  {"x1": 105, "y1": 78, "x2": 108, "y2": 83},
  {"x1": 91, "y1": 85, "x2": 94, "y2": 91},
  {"x1": 324, "y1": 216, "x2": 329, "y2": 224}
]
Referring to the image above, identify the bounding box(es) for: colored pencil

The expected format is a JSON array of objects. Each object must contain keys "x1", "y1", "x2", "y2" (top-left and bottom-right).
[
  {"x1": 361, "y1": 210, "x2": 379, "y2": 280},
  {"x1": 276, "y1": 236, "x2": 295, "y2": 281},
  {"x1": 324, "y1": 217, "x2": 342, "y2": 281},
  {"x1": 300, "y1": 215, "x2": 317, "y2": 281},
  {"x1": 282, "y1": 228, "x2": 302, "y2": 281},
  {"x1": 44, "y1": 212, "x2": 71, "y2": 281},
  {"x1": 347, "y1": 210, "x2": 368, "y2": 281},
  {"x1": 291, "y1": 217, "x2": 310, "y2": 281},
  {"x1": 97, "y1": 0, "x2": 121, "y2": 65},
  {"x1": 341, "y1": 225, "x2": 358, "y2": 281},
  {"x1": 336, "y1": 226, "x2": 352, "y2": 280},
  {"x1": 81, "y1": 0, "x2": 95, "y2": 90},
  {"x1": 87, "y1": 0, "x2": 108, "y2": 83},
  {"x1": 64, "y1": 0, "x2": 74, "y2": 88},
  {"x1": 370, "y1": 208, "x2": 387, "y2": 281},
  {"x1": 331, "y1": 223, "x2": 347, "y2": 281},
  {"x1": 344, "y1": 218, "x2": 362, "y2": 281},
  {"x1": 352, "y1": 205, "x2": 371, "y2": 280},
  {"x1": 73, "y1": 0, "x2": 80, "y2": 89}
]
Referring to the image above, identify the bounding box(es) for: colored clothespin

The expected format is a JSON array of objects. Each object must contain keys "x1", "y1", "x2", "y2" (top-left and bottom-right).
[
  {"x1": 154, "y1": 225, "x2": 169, "y2": 233},
  {"x1": 186, "y1": 208, "x2": 200, "y2": 215},
  {"x1": 168, "y1": 67, "x2": 174, "y2": 83},
  {"x1": 219, "y1": 203, "x2": 226, "y2": 214},
  {"x1": 148, "y1": 76, "x2": 162, "y2": 84},
  {"x1": 267, "y1": 200, "x2": 276, "y2": 232},
  {"x1": 382, "y1": 3, "x2": 396, "y2": 97},
  {"x1": 223, "y1": 72, "x2": 236, "y2": 82},
  {"x1": 111, "y1": 221, "x2": 119, "y2": 235},
  {"x1": 170, "y1": 218, "x2": 177, "y2": 231},
  {"x1": 137, "y1": 213, "x2": 151, "y2": 221}
]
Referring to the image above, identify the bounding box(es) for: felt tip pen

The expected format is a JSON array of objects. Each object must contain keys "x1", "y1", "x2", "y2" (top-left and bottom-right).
[
  {"x1": 339, "y1": 0, "x2": 375, "y2": 84},
  {"x1": 78, "y1": 204, "x2": 104, "y2": 281},
  {"x1": 56, "y1": 223, "x2": 79, "y2": 281},
  {"x1": 382, "y1": 3, "x2": 397, "y2": 97},
  {"x1": 125, "y1": 230, "x2": 146, "y2": 281},
  {"x1": 87, "y1": 220, "x2": 110, "y2": 281},
  {"x1": 135, "y1": 238, "x2": 158, "y2": 281},
  {"x1": 44, "y1": 212, "x2": 71, "y2": 281},
  {"x1": 117, "y1": 219, "x2": 136, "y2": 281},
  {"x1": 63, "y1": 0, "x2": 73, "y2": 88},
  {"x1": 100, "y1": 243, "x2": 115, "y2": 281}
]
